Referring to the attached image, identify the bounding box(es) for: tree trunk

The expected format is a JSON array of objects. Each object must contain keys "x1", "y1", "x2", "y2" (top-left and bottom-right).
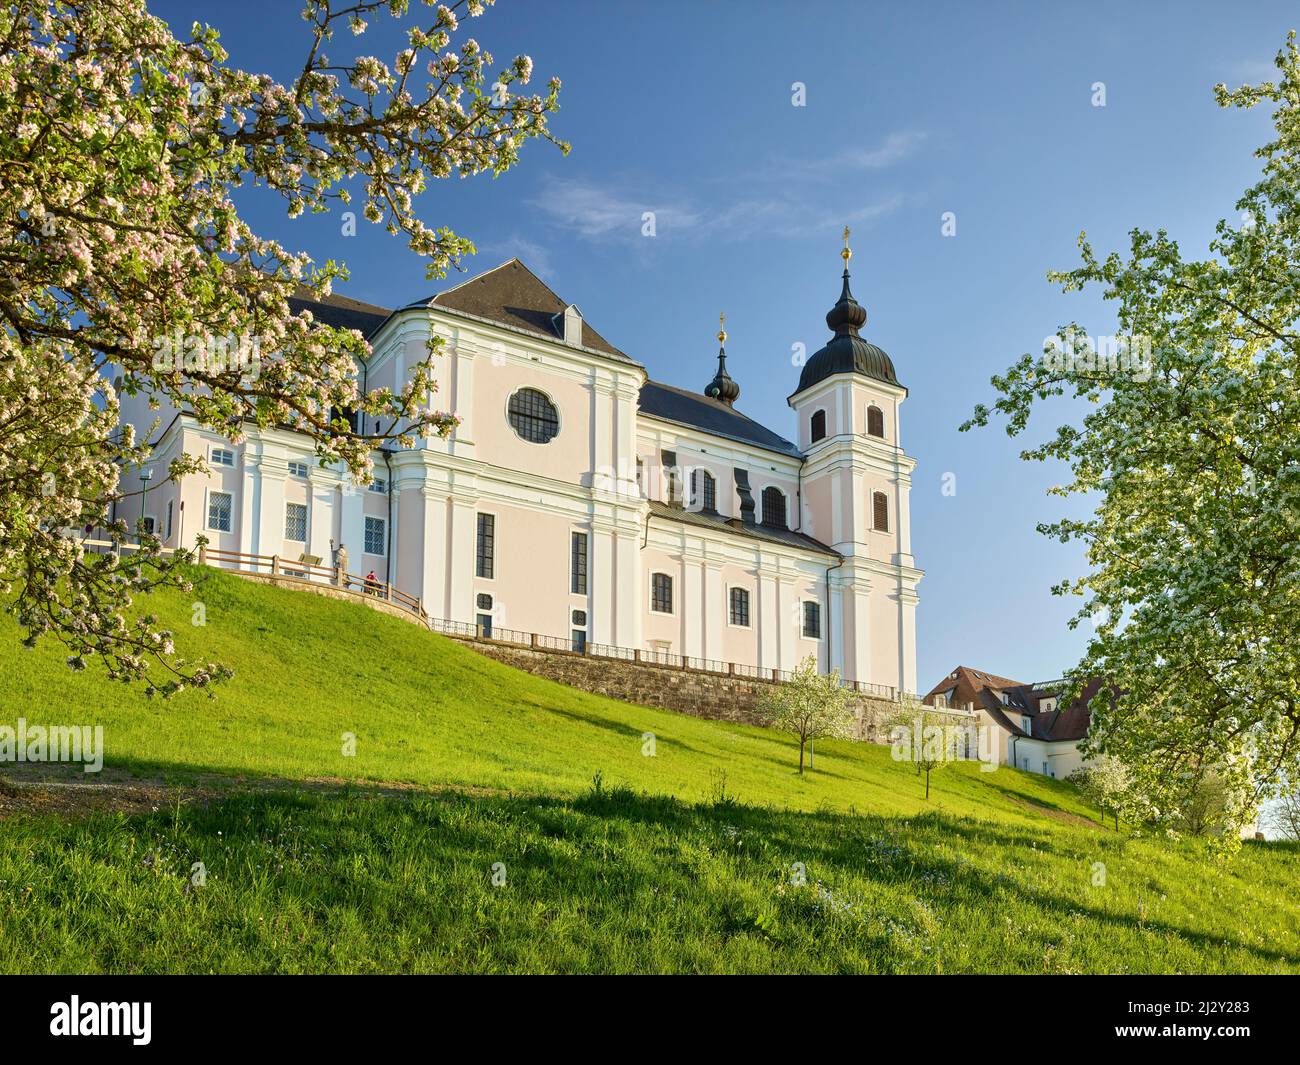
[
  {"x1": 925, "y1": 769, "x2": 931, "y2": 799},
  {"x1": 798, "y1": 737, "x2": 805, "y2": 774}
]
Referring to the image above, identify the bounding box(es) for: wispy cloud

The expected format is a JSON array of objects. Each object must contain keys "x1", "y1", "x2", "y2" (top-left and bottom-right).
[
  {"x1": 1218, "y1": 57, "x2": 1278, "y2": 85},
  {"x1": 531, "y1": 178, "x2": 701, "y2": 241},
  {"x1": 530, "y1": 129, "x2": 924, "y2": 247},
  {"x1": 833, "y1": 130, "x2": 928, "y2": 172}
]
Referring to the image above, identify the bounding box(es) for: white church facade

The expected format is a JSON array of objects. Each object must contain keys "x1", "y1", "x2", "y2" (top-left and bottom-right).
[{"x1": 117, "y1": 244, "x2": 923, "y2": 694}]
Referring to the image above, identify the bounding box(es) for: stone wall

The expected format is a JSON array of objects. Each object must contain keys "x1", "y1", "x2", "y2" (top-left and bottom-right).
[
  {"x1": 223, "y1": 569, "x2": 904, "y2": 742},
  {"x1": 451, "y1": 637, "x2": 901, "y2": 741}
]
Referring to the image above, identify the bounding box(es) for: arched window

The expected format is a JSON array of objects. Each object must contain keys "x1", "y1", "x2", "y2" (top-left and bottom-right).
[
  {"x1": 761, "y1": 486, "x2": 787, "y2": 529},
  {"x1": 872, "y1": 491, "x2": 889, "y2": 532},
  {"x1": 690, "y1": 468, "x2": 717, "y2": 512},
  {"x1": 867, "y1": 405, "x2": 885, "y2": 439},
  {"x1": 651, "y1": 572, "x2": 673, "y2": 613},
  {"x1": 507, "y1": 388, "x2": 560, "y2": 443},
  {"x1": 810, "y1": 409, "x2": 827, "y2": 443}
]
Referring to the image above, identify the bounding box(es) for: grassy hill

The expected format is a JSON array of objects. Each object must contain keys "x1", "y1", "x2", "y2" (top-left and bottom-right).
[{"x1": 1, "y1": 566, "x2": 1297, "y2": 973}]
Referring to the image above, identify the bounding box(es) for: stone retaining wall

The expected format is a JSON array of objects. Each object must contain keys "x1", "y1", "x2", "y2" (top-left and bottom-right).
[
  {"x1": 224, "y1": 569, "x2": 905, "y2": 741},
  {"x1": 452, "y1": 637, "x2": 901, "y2": 741}
]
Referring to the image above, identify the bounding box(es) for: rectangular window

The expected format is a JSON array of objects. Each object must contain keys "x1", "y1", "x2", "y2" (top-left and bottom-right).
[
  {"x1": 476, "y1": 513, "x2": 495, "y2": 578},
  {"x1": 364, "y1": 515, "x2": 385, "y2": 556},
  {"x1": 651, "y1": 572, "x2": 673, "y2": 614},
  {"x1": 208, "y1": 491, "x2": 233, "y2": 532},
  {"x1": 571, "y1": 629, "x2": 587, "y2": 654},
  {"x1": 368, "y1": 478, "x2": 387, "y2": 494},
  {"x1": 802, "y1": 600, "x2": 821, "y2": 639},
  {"x1": 166, "y1": 500, "x2": 174, "y2": 540},
  {"x1": 210, "y1": 447, "x2": 235, "y2": 468},
  {"x1": 873, "y1": 491, "x2": 889, "y2": 532},
  {"x1": 571, "y1": 532, "x2": 588, "y2": 595},
  {"x1": 288, "y1": 461, "x2": 309, "y2": 478},
  {"x1": 285, "y1": 502, "x2": 308, "y2": 542},
  {"x1": 141, "y1": 515, "x2": 156, "y2": 536},
  {"x1": 729, "y1": 586, "x2": 750, "y2": 627}
]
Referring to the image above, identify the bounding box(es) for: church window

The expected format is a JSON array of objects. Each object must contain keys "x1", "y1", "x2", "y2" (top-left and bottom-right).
[{"x1": 507, "y1": 388, "x2": 560, "y2": 443}]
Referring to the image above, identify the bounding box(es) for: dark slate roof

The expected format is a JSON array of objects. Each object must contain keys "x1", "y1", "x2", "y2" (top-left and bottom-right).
[
  {"x1": 288, "y1": 290, "x2": 393, "y2": 338},
  {"x1": 647, "y1": 501, "x2": 837, "y2": 557},
  {"x1": 795, "y1": 334, "x2": 900, "y2": 394},
  {"x1": 793, "y1": 268, "x2": 901, "y2": 395},
  {"x1": 415, "y1": 259, "x2": 634, "y2": 363},
  {"x1": 639, "y1": 380, "x2": 802, "y2": 459}
]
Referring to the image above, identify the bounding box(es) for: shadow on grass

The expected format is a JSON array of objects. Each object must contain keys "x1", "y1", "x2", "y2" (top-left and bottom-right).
[{"x1": 7, "y1": 770, "x2": 1296, "y2": 973}]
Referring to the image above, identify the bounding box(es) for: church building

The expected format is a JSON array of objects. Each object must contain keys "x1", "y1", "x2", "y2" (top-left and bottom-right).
[{"x1": 117, "y1": 238, "x2": 923, "y2": 694}]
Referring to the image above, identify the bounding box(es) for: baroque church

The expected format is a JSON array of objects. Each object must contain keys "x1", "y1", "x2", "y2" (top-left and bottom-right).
[{"x1": 117, "y1": 238, "x2": 923, "y2": 695}]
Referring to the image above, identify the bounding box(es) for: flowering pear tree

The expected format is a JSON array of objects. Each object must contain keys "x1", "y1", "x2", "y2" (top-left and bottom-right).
[
  {"x1": 963, "y1": 33, "x2": 1300, "y2": 844},
  {"x1": 0, "y1": 0, "x2": 564, "y2": 693}
]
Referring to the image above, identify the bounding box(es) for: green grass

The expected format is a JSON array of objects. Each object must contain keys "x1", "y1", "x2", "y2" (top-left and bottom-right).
[{"x1": 1, "y1": 567, "x2": 1297, "y2": 973}]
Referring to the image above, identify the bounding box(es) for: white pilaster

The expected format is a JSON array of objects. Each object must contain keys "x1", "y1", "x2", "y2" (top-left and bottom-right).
[
  {"x1": 256, "y1": 471, "x2": 285, "y2": 557},
  {"x1": 758, "y1": 565, "x2": 779, "y2": 670},
  {"x1": 239, "y1": 462, "x2": 257, "y2": 561},
  {"x1": 447, "y1": 495, "x2": 476, "y2": 622},
  {"x1": 615, "y1": 527, "x2": 641, "y2": 647},
  {"x1": 682, "y1": 554, "x2": 703, "y2": 660},
  {"x1": 339, "y1": 480, "x2": 365, "y2": 573},
  {"x1": 420, "y1": 488, "x2": 447, "y2": 618},
  {"x1": 702, "y1": 562, "x2": 725, "y2": 662},
  {"x1": 591, "y1": 525, "x2": 614, "y2": 645},
  {"x1": 308, "y1": 477, "x2": 335, "y2": 563}
]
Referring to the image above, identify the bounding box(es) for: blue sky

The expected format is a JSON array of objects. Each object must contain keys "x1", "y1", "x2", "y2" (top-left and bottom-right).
[{"x1": 160, "y1": 0, "x2": 1292, "y2": 690}]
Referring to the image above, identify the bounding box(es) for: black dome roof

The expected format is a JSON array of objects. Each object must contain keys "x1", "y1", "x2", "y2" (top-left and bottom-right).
[{"x1": 794, "y1": 269, "x2": 900, "y2": 394}]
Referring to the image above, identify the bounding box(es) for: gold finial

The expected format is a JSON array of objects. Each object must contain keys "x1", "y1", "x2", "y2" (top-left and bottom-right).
[
  {"x1": 841, "y1": 225, "x2": 852, "y2": 264},
  {"x1": 717, "y1": 311, "x2": 727, "y2": 345}
]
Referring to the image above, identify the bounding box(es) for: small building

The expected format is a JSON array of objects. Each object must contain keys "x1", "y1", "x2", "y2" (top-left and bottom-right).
[{"x1": 922, "y1": 665, "x2": 1097, "y2": 777}]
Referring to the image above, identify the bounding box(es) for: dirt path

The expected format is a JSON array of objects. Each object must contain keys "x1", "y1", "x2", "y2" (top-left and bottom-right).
[{"x1": 0, "y1": 763, "x2": 512, "y2": 821}]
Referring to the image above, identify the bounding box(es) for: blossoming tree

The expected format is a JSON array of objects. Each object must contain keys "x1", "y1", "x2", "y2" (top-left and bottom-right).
[
  {"x1": 759, "y1": 656, "x2": 856, "y2": 775},
  {"x1": 0, "y1": 0, "x2": 564, "y2": 693},
  {"x1": 963, "y1": 33, "x2": 1300, "y2": 843}
]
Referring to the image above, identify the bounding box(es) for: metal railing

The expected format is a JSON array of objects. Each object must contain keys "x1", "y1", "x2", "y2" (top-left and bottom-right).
[{"x1": 74, "y1": 536, "x2": 916, "y2": 701}]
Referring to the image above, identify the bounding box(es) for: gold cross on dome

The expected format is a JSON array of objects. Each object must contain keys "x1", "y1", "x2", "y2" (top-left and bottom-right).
[
  {"x1": 717, "y1": 312, "x2": 727, "y2": 345},
  {"x1": 841, "y1": 225, "x2": 852, "y2": 263}
]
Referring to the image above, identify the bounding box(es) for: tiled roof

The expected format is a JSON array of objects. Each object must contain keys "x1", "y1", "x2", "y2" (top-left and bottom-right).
[
  {"x1": 646, "y1": 500, "x2": 837, "y2": 557},
  {"x1": 923, "y1": 665, "x2": 1095, "y2": 742},
  {"x1": 922, "y1": 665, "x2": 1026, "y2": 709},
  {"x1": 639, "y1": 380, "x2": 803, "y2": 459},
  {"x1": 418, "y1": 259, "x2": 633, "y2": 362},
  {"x1": 289, "y1": 290, "x2": 393, "y2": 338}
]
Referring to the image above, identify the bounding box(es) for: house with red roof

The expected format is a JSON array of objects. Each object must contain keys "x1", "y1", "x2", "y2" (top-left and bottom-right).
[{"x1": 921, "y1": 665, "x2": 1098, "y2": 778}]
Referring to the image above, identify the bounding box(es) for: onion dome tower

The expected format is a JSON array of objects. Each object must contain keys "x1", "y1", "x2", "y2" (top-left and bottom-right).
[
  {"x1": 794, "y1": 228, "x2": 899, "y2": 394},
  {"x1": 786, "y1": 227, "x2": 920, "y2": 694},
  {"x1": 704, "y1": 312, "x2": 740, "y2": 406}
]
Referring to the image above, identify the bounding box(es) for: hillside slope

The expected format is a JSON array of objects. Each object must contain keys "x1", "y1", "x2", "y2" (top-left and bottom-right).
[
  {"x1": 0, "y1": 565, "x2": 1093, "y2": 823},
  {"x1": 1, "y1": 567, "x2": 1297, "y2": 974}
]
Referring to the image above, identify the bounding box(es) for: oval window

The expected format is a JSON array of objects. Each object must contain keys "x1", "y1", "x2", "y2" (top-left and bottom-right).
[{"x1": 507, "y1": 388, "x2": 560, "y2": 443}]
